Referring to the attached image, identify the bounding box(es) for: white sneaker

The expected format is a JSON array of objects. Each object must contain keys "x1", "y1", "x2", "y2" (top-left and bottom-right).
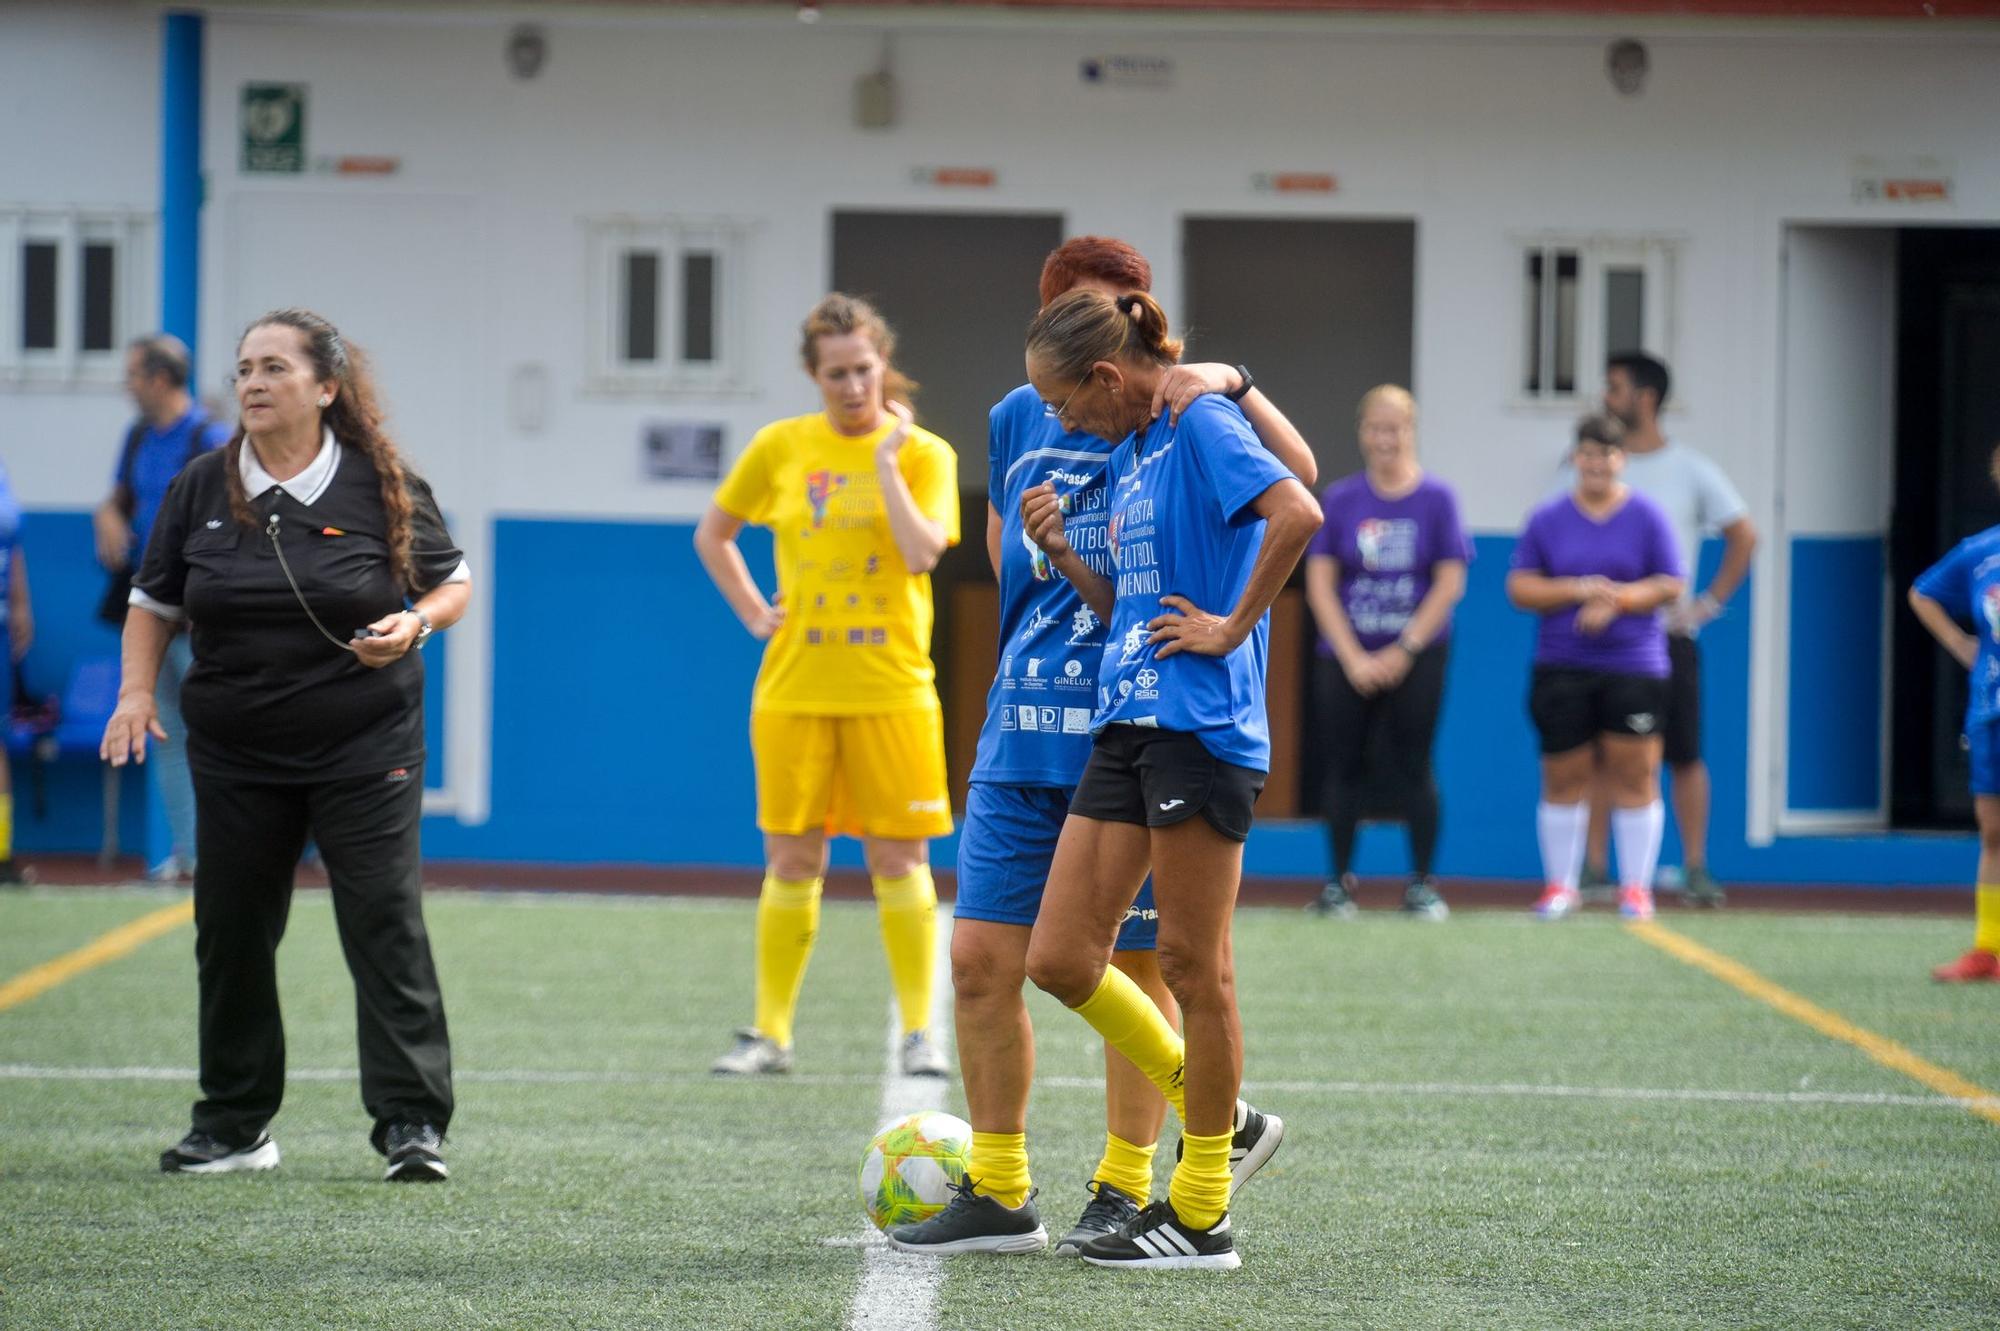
[
  {"x1": 160, "y1": 1130, "x2": 280, "y2": 1174},
  {"x1": 711, "y1": 1028, "x2": 792, "y2": 1075},
  {"x1": 900, "y1": 1028, "x2": 949, "y2": 1078}
]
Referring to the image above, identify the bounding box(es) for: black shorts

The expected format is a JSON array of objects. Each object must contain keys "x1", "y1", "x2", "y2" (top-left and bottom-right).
[
  {"x1": 1665, "y1": 634, "x2": 1702, "y2": 767},
  {"x1": 1528, "y1": 666, "x2": 1673, "y2": 756},
  {"x1": 1070, "y1": 725, "x2": 1267, "y2": 843}
]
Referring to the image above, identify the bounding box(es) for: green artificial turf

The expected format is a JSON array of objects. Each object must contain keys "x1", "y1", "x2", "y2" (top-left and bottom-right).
[{"x1": 1, "y1": 887, "x2": 1994, "y2": 1329}]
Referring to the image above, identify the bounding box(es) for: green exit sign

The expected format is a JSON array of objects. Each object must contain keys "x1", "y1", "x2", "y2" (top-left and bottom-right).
[{"x1": 241, "y1": 83, "x2": 306, "y2": 174}]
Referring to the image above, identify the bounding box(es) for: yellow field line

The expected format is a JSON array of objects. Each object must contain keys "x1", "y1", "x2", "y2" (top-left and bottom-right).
[
  {"x1": 1628, "y1": 918, "x2": 2000, "y2": 1128},
  {"x1": 0, "y1": 899, "x2": 193, "y2": 1013}
]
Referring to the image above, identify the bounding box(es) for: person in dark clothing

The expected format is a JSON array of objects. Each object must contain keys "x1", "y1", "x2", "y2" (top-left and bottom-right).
[
  {"x1": 102, "y1": 308, "x2": 471, "y2": 1182},
  {"x1": 1304, "y1": 386, "x2": 1470, "y2": 920}
]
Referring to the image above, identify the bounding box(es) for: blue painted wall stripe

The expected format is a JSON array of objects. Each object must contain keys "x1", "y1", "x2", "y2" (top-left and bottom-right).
[
  {"x1": 160, "y1": 12, "x2": 203, "y2": 365},
  {"x1": 1786, "y1": 537, "x2": 1885, "y2": 811}
]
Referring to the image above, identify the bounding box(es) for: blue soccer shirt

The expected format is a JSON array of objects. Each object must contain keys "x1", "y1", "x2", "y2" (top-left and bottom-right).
[{"x1": 1915, "y1": 524, "x2": 2000, "y2": 731}]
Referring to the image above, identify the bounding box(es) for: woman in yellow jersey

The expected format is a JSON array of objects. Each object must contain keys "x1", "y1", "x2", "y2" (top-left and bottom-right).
[{"x1": 695, "y1": 293, "x2": 960, "y2": 1077}]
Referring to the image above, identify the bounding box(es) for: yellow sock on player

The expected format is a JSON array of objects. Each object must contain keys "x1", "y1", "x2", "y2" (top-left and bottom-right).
[
  {"x1": 753, "y1": 874, "x2": 822, "y2": 1047},
  {"x1": 1071, "y1": 967, "x2": 1186, "y2": 1121},
  {"x1": 1093, "y1": 1132, "x2": 1156, "y2": 1204},
  {"x1": 0, "y1": 791, "x2": 13, "y2": 861},
  {"x1": 970, "y1": 1131, "x2": 1032, "y2": 1210},
  {"x1": 873, "y1": 865, "x2": 937, "y2": 1036},
  {"x1": 1167, "y1": 1130, "x2": 1232, "y2": 1231},
  {"x1": 1976, "y1": 883, "x2": 2000, "y2": 954}
]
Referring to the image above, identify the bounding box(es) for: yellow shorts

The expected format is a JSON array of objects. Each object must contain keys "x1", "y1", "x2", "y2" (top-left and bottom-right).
[{"x1": 751, "y1": 708, "x2": 954, "y2": 841}]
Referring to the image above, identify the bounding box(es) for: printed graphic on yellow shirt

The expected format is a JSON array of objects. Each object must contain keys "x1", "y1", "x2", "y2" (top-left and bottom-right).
[{"x1": 714, "y1": 413, "x2": 960, "y2": 715}]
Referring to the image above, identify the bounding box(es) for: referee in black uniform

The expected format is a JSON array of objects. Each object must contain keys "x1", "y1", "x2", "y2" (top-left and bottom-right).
[{"x1": 103, "y1": 309, "x2": 471, "y2": 1182}]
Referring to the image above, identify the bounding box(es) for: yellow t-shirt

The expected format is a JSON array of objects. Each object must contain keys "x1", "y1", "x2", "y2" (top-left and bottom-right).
[{"x1": 715, "y1": 412, "x2": 961, "y2": 715}]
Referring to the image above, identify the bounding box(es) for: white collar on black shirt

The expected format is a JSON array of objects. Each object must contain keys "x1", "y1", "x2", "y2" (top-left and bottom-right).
[{"x1": 240, "y1": 427, "x2": 340, "y2": 506}]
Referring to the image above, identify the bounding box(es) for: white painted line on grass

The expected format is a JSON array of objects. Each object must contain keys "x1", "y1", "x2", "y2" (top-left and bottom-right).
[
  {"x1": 6, "y1": 1062, "x2": 1994, "y2": 1114},
  {"x1": 844, "y1": 906, "x2": 955, "y2": 1331}
]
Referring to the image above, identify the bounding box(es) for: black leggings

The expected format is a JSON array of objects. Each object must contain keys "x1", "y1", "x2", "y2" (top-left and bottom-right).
[{"x1": 1314, "y1": 644, "x2": 1450, "y2": 877}]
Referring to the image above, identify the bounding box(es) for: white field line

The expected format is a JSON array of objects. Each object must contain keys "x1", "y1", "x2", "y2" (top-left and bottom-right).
[
  {"x1": 843, "y1": 907, "x2": 955, "y2": 1331},
  {"x1": 4, "y1": 1063, "x2": 1994, "y2": 1114}
]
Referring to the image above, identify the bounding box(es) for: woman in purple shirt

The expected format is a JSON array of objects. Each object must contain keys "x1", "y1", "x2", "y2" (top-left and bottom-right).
[
  {"x1": 1303, "y1": 386, "x2": 1470, "y2": 920},
  {"x1": 1507, "y1": 414, "x2": 1684, "y2": 921}
]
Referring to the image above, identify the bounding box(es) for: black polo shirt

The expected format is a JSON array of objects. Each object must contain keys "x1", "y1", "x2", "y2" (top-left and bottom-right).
[{"x1": 133, "y1": 438, "x2": 466, "y2": 783}]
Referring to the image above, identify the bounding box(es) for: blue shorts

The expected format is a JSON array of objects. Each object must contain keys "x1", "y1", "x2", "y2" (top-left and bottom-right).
[
  {"x1": 1970, "y1": 721, "x2": 2000, "y2": 797},
  {"x1": 956, "y1": 782, "x2": 1158, "y2": 951}
]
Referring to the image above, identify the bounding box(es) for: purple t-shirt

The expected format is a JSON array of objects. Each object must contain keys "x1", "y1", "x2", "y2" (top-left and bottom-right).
[
  {"x1": 1510, "y1": 491, "x2": 1683, "y2": 677},
  {"x1": 1308, "y1": 472, "x2": 1473, "y2": 652}
]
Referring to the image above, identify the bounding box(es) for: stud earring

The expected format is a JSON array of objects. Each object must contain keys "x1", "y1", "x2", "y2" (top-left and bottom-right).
[{"x1": 318, "y1": 397, "x2": 331, "y2": 407}]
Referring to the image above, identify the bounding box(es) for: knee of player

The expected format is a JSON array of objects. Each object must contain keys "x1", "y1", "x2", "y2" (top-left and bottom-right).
[
  {"x1": 951, "y1": 936, "x2": 1027, "y2": 1001},
  {"x1": 1154, "y1": 937, "x2": 1230, "y2": 1004},
  {"x1": 1024, "y1": 936, "x2": 1098, "y2": 1007}
]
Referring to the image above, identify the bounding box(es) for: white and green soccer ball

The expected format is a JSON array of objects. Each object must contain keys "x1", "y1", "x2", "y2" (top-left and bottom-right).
[{"x1": 859, "y1": 1110, "x2": 973, "y2": 1231}]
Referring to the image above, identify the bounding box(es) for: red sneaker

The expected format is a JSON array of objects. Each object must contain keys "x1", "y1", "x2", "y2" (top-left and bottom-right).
[
  {"x1": 1617, "y1": 884, "x2": 1656, "y2": 922},
  {"x1": 1532, "y1": 885, "x2": 1579, "y2": 921},
  {"x1": 1931, "y1": 949, "x2": 2000, "y2": 983}
]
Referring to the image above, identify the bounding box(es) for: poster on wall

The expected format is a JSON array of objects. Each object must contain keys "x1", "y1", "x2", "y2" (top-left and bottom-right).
[
  {"x1": 643, "y1": 421, "x2": 725, "y2": 481},
  {"x1": 241, "y1": 83, "x2": 307, "y2": 174}
]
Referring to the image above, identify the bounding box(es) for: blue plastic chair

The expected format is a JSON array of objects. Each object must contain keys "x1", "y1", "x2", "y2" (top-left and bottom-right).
[{"x1": 6, "y1": 655, "x2": 124, "y2": 866}]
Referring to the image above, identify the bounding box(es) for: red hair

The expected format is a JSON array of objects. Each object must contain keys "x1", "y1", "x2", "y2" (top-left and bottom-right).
[{"x1": 1038, "y1": 236, "x2": 1152, "y2": 308}]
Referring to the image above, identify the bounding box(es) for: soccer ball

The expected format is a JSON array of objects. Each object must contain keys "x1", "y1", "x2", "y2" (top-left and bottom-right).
[{"x1": 858, "y1": 1110, "x2": 973, "y2": 1231}]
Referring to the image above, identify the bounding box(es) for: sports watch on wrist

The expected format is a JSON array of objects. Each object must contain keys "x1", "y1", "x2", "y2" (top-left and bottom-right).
[
  {"x1": 1224, "y1": 365, "x2": 1255, "y2": 402},
  {"x1": 409, "y1": 607, "x2": 433, "y2": 646}
]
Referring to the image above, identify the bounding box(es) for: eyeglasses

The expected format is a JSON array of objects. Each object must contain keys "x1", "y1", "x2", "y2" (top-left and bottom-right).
[{"x1": 1044, "y1": 374, "x2": 1094, "y2": 426}]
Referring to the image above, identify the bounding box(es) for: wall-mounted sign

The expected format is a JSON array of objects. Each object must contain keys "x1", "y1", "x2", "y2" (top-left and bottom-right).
[
  {"x1": 1852, "y1": 155, "x2": 1953, "y2": 204},
  {"x1": 643, "y1": 421, "x2": 724, "y2": 481},
  {"x1": 322, "y1": 156, "x2": 401, "y2": 176},
  {"x1": 1251, "y1": 172, "x2": 1339, "y2": 194},
  {"x1": 241, "y1": 83, "x2": 306, "y2": 174},
  {"x1": 911, "y1": 167, "x2": 997, "y2": 188},
  {"x1": 1080, "y1": 55, "x2": 1173, "y2": 89}
]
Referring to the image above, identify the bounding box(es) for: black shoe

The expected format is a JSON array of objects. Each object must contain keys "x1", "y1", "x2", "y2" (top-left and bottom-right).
[
  {"x1": 0, "y1": 859, "x2": 27, "y2": 888},
  {"x1": 1078, "y1": 1200, "x2": 1239, "y2": 1270},
  {"x1": 160, "y1": 1129, "x2": 280, "y2": 1174},
  {"x1": 885, "y1": 1176, "x2": 1047, "y2": 1253},
  {"x1": 1054, "y1": 1179, "x2": 1142, "y2": 1256},
  {"x1": 1682, "y1": 866, "x2": 1727, "y2": 908},
  {"x1": 1174, "y1": 1098, "x2": 1285, "y2": 1199},
  {"x1": 1308, "y1": 875, "x2": 1359, "y2": 919},
  {"x1": 1578, "y1": 864, "x2": 1617, "y2": 906},
  {"x1": 1401, "y1": 876, "x2": 1449, "y2": 921},
  {"x1": 381, "y1": 1121, "x2": 448, "y2": 1182}
]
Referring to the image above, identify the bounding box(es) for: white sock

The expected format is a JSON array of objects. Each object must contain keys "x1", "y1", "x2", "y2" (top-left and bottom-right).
[
  {"x1": 1612, "y1": 801, "x2": 1665, "y2": 892},
  {"x1": 1536, "y1": 802, "x2": 1587, "y2": 892}
]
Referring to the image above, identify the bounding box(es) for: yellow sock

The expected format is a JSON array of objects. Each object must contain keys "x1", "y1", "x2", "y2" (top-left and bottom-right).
[
  {"x1": 0, "y1": 792, "x2": 12, "y2": 861},
  {"x1": 873, "y1": 866, "x2": 937, "y2": 1037},
  {"x1": 1092, "y1": 1132, "x2": 1156, "y2": 1204},
  {"x1": 1167, "y1": 1129, "x2": 1232, "y2": 1231},
  {"x1": 1976, "y1": 884, "x2": 2000, "y2": 955},
  {"x1": 970, "y1": 1131, "x2": 1031, "y2": 1210},
  {"x1": 1070, "y1": 967, "x2": 1186, "y2": 1121},
  {"x1": 753, "y1": 874, "x2": 822, "y2": 1048}
]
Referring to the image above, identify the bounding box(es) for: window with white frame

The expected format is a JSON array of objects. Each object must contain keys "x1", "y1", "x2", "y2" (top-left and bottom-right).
[
  {"x1": 585, "y1": 217, "x2": 751, "y2": 393},
  {"x1": 0, "y1": 208, "x2": 154, "y2": 386},
  {"x1": 1519, "y1": 235, "x2": 1680, "y2": 403}
]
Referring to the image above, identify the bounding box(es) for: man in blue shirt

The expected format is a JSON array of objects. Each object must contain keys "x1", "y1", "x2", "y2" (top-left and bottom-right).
[
  {"x1": 0, "y1": 458, "x2": 34, "y2": 885},
  {"x1": 95, "y1": 335, "x2": 230, "y2": 880}
]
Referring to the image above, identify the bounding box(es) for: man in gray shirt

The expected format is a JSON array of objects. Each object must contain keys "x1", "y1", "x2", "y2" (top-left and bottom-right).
[{"x1": 1580, "y1": 353, "x2": 1757, "y2": 905}]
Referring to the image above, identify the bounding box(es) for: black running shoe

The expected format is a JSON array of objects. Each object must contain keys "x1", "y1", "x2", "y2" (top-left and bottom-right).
[
  {"x1": 1054, "y1": 1179, "x2": 1141, "y2": 1256},
  {"x1": 885, "y1": 1176, "x2": 1047, "y2": 1254},
  {"x1": 1308, "y1": 875, "x2": 1359, "y2": 919},
  {"x1": 1078, "y1": 1200, "x2": 1239, "y2": 1270},
  {"x1": 1175, "y1": 1098, "x2": 1286, "y2": 1198},
  {"x1": 1401, "y1": 876, "x2": 1449, "y2": 921},
  {"x1": 381, "y1": 1121, "x2": 449, "y2": 1183},
  {"x1": 1578, "y1": 864, "x2": 1617, "y2": 906},
  {"x1": 160, "y1": 1129, "x2": 280, "y2": 1175}
]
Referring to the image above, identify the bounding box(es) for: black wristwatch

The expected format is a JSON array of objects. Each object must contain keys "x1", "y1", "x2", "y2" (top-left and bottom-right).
[{"x1": 1224, "y1": 365, "x2": 1255, "y2": 402}]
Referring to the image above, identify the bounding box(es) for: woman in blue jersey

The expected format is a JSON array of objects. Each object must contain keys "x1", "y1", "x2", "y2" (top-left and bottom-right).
[
  {"x1": 888, "y1": 238, "x2": 1313, "y2": 1258},
  {"x1": 1019, "y1": 290, "x2": 1321, "y2": 1270},
  {"x1": 0, "y1": 456, "x2": 32, "y2": 886},
  {"x1": 1909, "y1": 444, "x2": 2000, "y2": 983}
]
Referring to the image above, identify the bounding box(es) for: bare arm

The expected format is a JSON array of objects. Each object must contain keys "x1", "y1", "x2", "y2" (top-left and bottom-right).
[
  {"x1": 352, "y1": 577, "x2": 475, "y2": 670},
  {"x1": 1508, "y1": 571, "x2": 1610, "y2": 613},
  {"x1": 7, "y1": 548, "x2": 30, "y2": 660},
  {"x1": 1152, "y1": 364, "x2": 1316, "y2": 486},
  {"x1": 1304, "y1": 555, "x2": 1365, "y2": 664},
  {"x1": 1023, "y1": 483, "x2": 1114, "y2": 623},
  {"x1": 1910, "y1": 587, "x2": 1978, "y2": 671},
  {"x1": 101, "y1": 608, "x2": 176, "y2": 765},
  {"x1": 694, "y1": 503, "x2": 784, "y2": 640},
  {"x1": 875, "y1": 404, "x2": 949, "y2": 575},
  {"x1": 1613, "y1": 574, "x2": 1686, "y2": 615},
  {"x1": 94, "y1": 493, "x2": 134, "y2": 571},
  {"x1": 1149, "y1": 479, "x2": 1322, "y2": 658},
  {"x1": 985, "y1": 502, "x2": 1003, "y2": 580},
  {"x1": 1704, "y1": 515, "x2": 1757, "y2": 608},
  {"x1": 1398, "y1": 560, "x2": 1467, "y2": 652}
]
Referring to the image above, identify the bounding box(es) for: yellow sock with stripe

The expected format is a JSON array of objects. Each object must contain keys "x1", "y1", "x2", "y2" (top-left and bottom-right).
[
  {"x1": 969, "y1": 1131, "x2": 1032, "y2": 1210},
  {"x1": 753, "y1": 874, "x2": 822, "y2": 1048},
  {"x1": 1167, "y1": 1130, "x2": 1232, "y2": 1231},
  {"x1": 0, "y1": 792, "x2": 12, "y2": 861},
  {"x1": 1092, "y1": 1132, "x2": 1156, "y2": 1204},
  {"x1": 873, "y1": 866, "x2": 938, "y2": 1037},
  {"x1": 1069, "y1": 967, "x2": 1186, "y2": 1121},
  {"x1": 1976, "y1": 884, "x2": 2000, "y2": 954}
]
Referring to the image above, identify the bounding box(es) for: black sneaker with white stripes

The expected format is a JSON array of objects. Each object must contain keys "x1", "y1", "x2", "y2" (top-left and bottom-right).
[
  {"x1": 1175, "y1": 1098, "x2": 1286, "y2": 1198},
  {"x1": 159, "y1": 1129, "x2": 280, "y2": 1175},
  {"x1": 1078, "y1": 1200, "x2": 1239, "y2": 1270},
  {"x1": 885, "y1": 1176, "x2": 1048, "y2": 1254},
  {"x1": 381, "y1": 1121, "x2": 449, "y2": 1183},
  {"x1": 1054, "y1": 1179, "x2": 1141, "y2": 1256}
]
